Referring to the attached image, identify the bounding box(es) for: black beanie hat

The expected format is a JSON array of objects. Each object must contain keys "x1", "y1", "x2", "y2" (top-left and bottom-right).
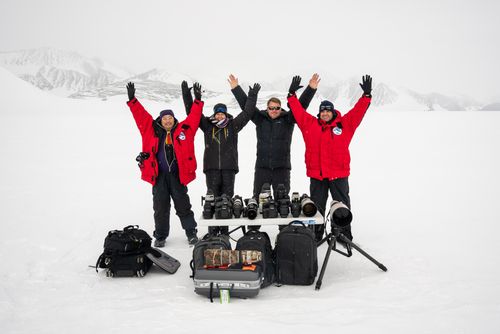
[
  {"x1": 213, "y1": 103, "x2": 228, "y2": 114},
  {"x1": 317, "y1": 100, "x2": 335, "y2": 118}
]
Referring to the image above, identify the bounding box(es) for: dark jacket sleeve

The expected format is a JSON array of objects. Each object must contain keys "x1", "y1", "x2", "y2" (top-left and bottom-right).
[
  {"x1": 233, "y1": 90, "x2": 258, "y2": 132},
  {"x1": 298, "y1": 85, "x2": 317, "y2": 109},
  {"x1": 231, "y1": 85, "x2": 248, "y2": 110},
  {"x1": 184, "y1": 85, "x2": 210, "y2": 131}
]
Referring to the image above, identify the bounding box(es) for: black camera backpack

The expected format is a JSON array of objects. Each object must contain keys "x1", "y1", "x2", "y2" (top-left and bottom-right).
[
  {"x1": 275, "y1": 221, "x2": 318, "y2": 285},
  {"x1": 236, "y1": 230, "x2": 275, "y2": 287},
  {"x1": 96, "y1": 225, "x2": 153, "y2": 277}
]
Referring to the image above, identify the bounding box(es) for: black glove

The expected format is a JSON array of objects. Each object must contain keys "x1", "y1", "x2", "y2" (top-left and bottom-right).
[
  {"x1": 193, "y1": 82, "x2": 202, "y2": 101},
  {"x1": 126, "y1": 82, "x2": 135, "y2": 101},
  {"x1": 181, "y1": 80, "x2": 193, "y2": 113},
  {"x1": 360, "y1": 75, "x2": 372, "y2": 97},
  {"x1": 181, "y1": 80, "x2": 192, "y2": 96},
  {"x1": 248, "y1": 83, "x2": 261, "y2": 96},
  {"x1": 288, "y1": 75, "x2": 303, "y2": 95}
]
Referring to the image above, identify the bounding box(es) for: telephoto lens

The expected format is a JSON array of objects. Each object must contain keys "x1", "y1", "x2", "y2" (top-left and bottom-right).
[
  {"x1": 328, "y1": 201, "x2": 352, "y2": 227},
  {"x1": 244, "y1": 198, "x2": 258, "y2": 220},
  {"x1": 300, "y1": 194, "x2": 317, "y2": 217},
  {"x1": 290, "y1": 192, "x2": 301, "y2": 217},
  {"x1": 232, "y1": 195, "x2": 244, "y2": 218}
]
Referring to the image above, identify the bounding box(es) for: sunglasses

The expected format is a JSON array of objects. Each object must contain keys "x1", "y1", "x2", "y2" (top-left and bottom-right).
[
  {"x1": 319, "y1": 105, "x2": 334, "y2": 111},
  {"x1": 268, "y1": 106, "x2": 281, "y2": 111}
]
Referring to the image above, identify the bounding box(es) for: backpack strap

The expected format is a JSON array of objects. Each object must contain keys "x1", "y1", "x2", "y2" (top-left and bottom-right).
[{"x1": 95, "y1": 252, "x2": 105, "y2": 273}]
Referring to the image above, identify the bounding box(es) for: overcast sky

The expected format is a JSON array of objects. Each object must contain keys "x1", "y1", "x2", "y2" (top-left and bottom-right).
[{"x1": 1, "y1": 0, "x2": 499, "y2": 101}]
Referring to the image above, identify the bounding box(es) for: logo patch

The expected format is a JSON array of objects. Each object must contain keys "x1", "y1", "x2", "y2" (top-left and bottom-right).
[
  {"x1": 333, "y1": 127, "x2": 342, "y2": 135},
  {"x1": 179, "y1": 132, "x2": 186, "y2": 140}
]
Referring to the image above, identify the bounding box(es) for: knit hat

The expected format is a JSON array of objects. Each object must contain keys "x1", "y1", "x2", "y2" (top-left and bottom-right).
[
  {"x1": 213, "y1": 103, "x2": 228, "y2": 115},
  {"x1": 317, "y1": 100, "x2": 335, "y2": 118},
  {"x1": 159, "y1": 109, "x2": 175, "y2": 118}
]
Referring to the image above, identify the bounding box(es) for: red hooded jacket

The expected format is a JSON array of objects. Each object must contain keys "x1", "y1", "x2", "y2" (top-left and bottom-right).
[
  {"x1": 127, "y1": 98, "x2": 203, "y2": 186},
  {"x1": 288, "y1": 95, "x2": 371, "y2": 181}
]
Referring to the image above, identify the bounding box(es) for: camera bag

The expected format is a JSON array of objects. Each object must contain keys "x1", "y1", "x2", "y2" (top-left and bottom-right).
[
  {"x1": 275, "y1": 221, "x2": 318, "y2": 285},
  {"x1": 190, "y1": 233, "x2": 232, "y2": 277},
  {"x1": 236, "y1": 230, "x2": 275, "y2": 287},
  {"x1": 193, "y1": 264, "x2": 264, "y2": 301},
  {"x1": 95, "y1": 225, "x2": 153, "y2": 277},
  {"x1": 191, "y1": 233, "x2": 263, "y2": 301}
]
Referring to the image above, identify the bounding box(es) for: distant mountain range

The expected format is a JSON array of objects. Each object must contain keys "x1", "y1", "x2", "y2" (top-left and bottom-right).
[{"x1": 0, "y1": 47, "x2": 496, "y2": 111}]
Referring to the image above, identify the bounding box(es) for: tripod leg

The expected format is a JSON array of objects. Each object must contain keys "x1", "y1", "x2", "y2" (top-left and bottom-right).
[
  {"x1": 315, "y1": 234, "x2": 335, "y2": 290},
  {"x1": 338, "y1": 234, "x2": 388, "y2": 272}
]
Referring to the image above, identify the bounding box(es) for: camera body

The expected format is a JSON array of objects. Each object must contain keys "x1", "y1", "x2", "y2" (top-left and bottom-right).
[
  {"x1": 300, "y1": 193, "x2": 317, "y2": 217},
  {"x1": 135, "y1": 152, "x2": 150, "y2": 168},
  {"x1": 290, "y1": 192, "x2": 301, "y2": 217},
  {"x1": 262, "y1": 198, "x2": 278, "y2": 219},
  {"x1": 232, "y1": 195, "x2": 243, "y2": 218},
  {"x1": 243, "y1": 198, "x2": 258, "y2": 220},
  {"x1": 275, "y1": 184, "x2": 290, "y2": 218},
  {"x1": 215, "y1": 194, "x2": 233, "y2": 219},
  {"x1": 201, "y1": 190, "x2": 215, "y2": 219},
  {"x1": 258, "y1": 183, "x2": 272, "y2": 214}
]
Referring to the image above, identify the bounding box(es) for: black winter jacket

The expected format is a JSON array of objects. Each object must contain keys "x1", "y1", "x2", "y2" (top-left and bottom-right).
[
  {"x1": 231, "y1": 85, "x2": 316, "y2": 169},
  {"x1": 184, "y1": 89, "x2": 256, "y2": 173}
]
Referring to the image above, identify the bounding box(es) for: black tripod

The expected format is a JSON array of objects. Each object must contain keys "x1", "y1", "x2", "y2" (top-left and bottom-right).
[{"x1": 315, "y1": 227, "x2": 388, "y2": 290}]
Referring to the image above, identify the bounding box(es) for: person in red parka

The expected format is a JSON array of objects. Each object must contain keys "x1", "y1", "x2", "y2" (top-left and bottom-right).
[
  {"x1": 126, "y1": 81, "x2": 204, "y2": 247},
  {"x1": 287, "y1": 75, "x2": 372, "y2": 242}
]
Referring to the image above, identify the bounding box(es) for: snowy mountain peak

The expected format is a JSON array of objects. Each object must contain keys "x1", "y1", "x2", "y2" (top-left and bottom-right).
[{"x1": 0, "y1": 47, "x2": 130, "y2": 97}]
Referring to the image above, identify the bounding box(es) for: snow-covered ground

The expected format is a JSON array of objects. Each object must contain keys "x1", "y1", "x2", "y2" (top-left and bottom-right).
[{"x1": 1, "y1": 67, "x2": 499, "y2": 334}]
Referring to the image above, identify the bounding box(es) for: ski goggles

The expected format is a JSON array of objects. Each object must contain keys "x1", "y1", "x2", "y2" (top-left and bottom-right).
[
  {"x1": 214, "y1": 106, "x2": 227, "y2": 113},
  {"x1": 319, "y1": 105, "x2": 334, "y2": 112}
]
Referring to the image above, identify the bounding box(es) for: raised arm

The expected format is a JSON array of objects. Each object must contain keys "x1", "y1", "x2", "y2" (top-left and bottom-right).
[
  {"x1": 287, "y1": 73, "x2": 320, "y2": 124},
  {"x1": 298, "y1": 73, "x2": 320, "y2": 109},
  {"x1": 286, "y1": 76, "x2": 316, "y2": 130},
  {"x1": 342, "y1": 75, "x2": 372, "y2": 132},
  {"x1": 126, "y1": 82, "x2": 154, "y2": 136},
  {"x1": 228, "y1": 74, "x2": 248, "y2": 110},
  {"x1": 183, "y1": 80, "x2": 210, "y2": 131},
  {"x1": 233, "y1": 83, "x2": 260, "y2": 132},
  {"x1": 182, "y1": 82, "x2": 204, "y2": 131},
  {"x1": 181, "y1": 80, "x2": 193, "y2": 115}
]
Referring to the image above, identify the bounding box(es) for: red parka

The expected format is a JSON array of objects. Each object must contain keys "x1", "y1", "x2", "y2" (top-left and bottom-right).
[
  {"x1": 288, "y1": 95, "x2": 371, "y2": 181},
  {"x1": 127, "y1": 98, "x2": 203, "y2": 186}
]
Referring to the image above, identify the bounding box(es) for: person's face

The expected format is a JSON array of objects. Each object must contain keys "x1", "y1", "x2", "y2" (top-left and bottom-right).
[
  {"x1": 214, "y1": 112, "x2": 226, "y2": 121},
  {"x1": 320, "y1": 110, "x2": 334, "y2": 122},
  {"x1": 161, "y1": 115, "x2": 175, "y2": 130},
  {"x1": 267, "y1": 102, "x2": 282, "y2": 119}
]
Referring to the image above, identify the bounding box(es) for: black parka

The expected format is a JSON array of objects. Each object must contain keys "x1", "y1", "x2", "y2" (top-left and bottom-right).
[
  {"x1": 184, "y1": 89, "x2": 257, "y2": 173},
  {"x1": 231, "y1": 85, "x2": 316, "y2": 170}
]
